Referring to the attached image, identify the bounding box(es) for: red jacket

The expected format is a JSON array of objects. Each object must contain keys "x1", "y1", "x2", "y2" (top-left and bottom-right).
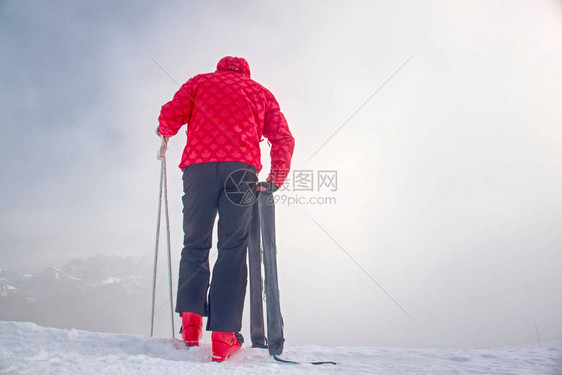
[{"x1": 158, "y1": 56, "x2": 295, "y2": 188}]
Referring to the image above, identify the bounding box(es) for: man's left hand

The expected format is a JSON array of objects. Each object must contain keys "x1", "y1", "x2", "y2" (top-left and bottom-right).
[{"x1": 257, "y1": 181, "x2": 279, "y2": 193}]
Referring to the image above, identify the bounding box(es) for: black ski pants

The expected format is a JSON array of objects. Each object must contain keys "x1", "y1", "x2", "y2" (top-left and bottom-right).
[{"x1": 175, "y1": 161, "x2": 256, "y2": 332}]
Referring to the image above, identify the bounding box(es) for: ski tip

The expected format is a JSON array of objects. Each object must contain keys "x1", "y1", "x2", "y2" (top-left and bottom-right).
[{"x1": 273, "y1": 355, "x2": 337, "y2": 366}]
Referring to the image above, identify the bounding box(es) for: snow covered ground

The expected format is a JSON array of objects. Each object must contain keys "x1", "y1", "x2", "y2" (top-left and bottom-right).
[{"x1": 0, "y1": 321, "x2": 560, "y2": 374}]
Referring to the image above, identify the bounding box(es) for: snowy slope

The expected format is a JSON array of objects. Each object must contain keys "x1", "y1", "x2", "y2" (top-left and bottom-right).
[{"x1": 0, "y1": 321, "x2": 560, "y2": 375}]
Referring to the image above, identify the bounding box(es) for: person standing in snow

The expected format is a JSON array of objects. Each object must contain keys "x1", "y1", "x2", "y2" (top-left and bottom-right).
[{"x1": 156, "y1": 56, "x2": 294, "y2": 362}]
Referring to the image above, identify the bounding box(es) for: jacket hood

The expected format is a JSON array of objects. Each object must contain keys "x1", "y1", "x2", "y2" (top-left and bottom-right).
[{"x1": 216, "y1": 56, "x2": 251, "y2": 78}]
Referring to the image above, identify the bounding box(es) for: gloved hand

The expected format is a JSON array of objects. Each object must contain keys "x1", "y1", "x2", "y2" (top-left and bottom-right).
[{"x1": 257, "y1": 181, "x2": 279, "y2": 193}]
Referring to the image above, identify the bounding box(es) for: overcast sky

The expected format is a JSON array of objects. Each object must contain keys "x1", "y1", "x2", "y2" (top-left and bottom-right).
[{"x1": 1, "y1": 0, "x2": 561, "y2": 349}]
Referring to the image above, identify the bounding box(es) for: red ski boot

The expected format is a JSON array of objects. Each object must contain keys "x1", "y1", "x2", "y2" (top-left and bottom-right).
[
  {"x1": 181, "y1": 312, "x2": 203, "y2": 346},
  {"x1": 211, "y1": 331, "x2": 244, "y2": 362}
]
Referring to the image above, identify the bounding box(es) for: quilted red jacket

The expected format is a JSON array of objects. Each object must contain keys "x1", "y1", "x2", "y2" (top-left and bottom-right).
[{"x1": 158, "y1": 56, "x2": 295, "y2": 188}]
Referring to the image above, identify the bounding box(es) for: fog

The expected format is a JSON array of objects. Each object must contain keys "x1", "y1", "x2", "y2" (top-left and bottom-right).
[{"x1": 1, "y1": 0, "x2": 561, "y2": 349}]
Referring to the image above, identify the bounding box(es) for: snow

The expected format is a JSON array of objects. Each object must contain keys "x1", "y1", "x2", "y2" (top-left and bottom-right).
[
  {"x1": 22, "y1": 297, "x2": 37, "y2": 305},
  {"x1": 0, "y1": 285, "x2": 15, "y2": 297},
  {"x1": 100, "y1": 277, "x2": 122, "y2": 285},
  {"x1": 0, "y1": 321, "x2": 560, "y2": 375}
]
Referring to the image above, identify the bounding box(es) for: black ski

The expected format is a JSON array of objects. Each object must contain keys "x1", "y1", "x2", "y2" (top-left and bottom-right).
[
  {"x1": 248, "y1": 191, "x2": 336, "y2": 365},
  {"x1": 273, "y1": 355, "x2": 337, "y2": 365},
  {"x1": 248, "y1": 200, "x2": 266, "y2": 348},
  {"x1": 258, "y1": 191, "x2": 284, "y2": 356}
]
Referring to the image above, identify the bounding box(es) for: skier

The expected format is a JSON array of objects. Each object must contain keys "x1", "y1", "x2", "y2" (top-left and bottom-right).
[{"x1": 156, "y1": 56, "x2": 294, "y2": 362}]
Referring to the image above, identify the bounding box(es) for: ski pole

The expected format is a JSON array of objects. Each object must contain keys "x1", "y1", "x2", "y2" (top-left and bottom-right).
[
  {"x1": 162, "y1": 147, "x2": 175, "y2": 339},
  {"x1": 151, "y1": 136, "x2": 175, "y2": 339},
  {"x1": 150, "y1": 151, "x2": 164, "y2": 337}
]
